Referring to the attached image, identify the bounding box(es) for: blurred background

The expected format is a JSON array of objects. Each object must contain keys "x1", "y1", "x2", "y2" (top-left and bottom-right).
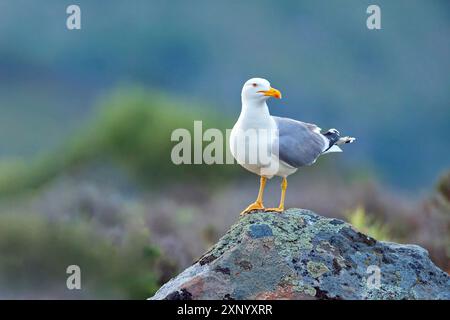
[{"x1": 0, "y1": 0, "x2": 449, "y2": 299}]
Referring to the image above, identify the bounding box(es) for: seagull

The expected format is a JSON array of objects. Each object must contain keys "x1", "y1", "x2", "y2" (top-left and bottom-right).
[{"x1": 230, "y1": 78, "x2": 355, "y2": 216}]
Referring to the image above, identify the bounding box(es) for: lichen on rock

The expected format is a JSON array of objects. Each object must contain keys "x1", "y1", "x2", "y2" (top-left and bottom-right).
[{"x1": 150, "y1": 209, "x2": 450, "y2": 300}]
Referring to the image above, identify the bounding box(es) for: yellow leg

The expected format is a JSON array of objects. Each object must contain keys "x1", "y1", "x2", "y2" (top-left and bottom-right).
[
  {"x1": 240, "y1": 176, "x2": 267, "y2": 216},
  {"x1": 265, "y1": 178, "x2": 288, "y2": 213}
]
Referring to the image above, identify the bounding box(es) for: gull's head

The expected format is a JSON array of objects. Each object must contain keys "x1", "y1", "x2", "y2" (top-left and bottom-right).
[{"x1": 241, "y1": 78, "x2": 282, "y2": 103}]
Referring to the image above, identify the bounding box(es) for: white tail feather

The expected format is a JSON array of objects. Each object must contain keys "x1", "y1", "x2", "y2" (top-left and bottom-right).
[
  {"x1": 323, "y1": 145, "x2": 343, "y2": 154},
  {"x1": 337, "y1": 136, "x2": 356, "y2": 145}
]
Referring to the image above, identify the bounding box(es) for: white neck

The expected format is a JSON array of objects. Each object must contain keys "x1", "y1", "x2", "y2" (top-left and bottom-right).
[{"x1": 240, "y1": 99, "x2": 271, "y2": 120}]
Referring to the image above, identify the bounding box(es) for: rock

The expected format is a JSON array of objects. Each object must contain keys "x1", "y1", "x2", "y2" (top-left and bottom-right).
[{"x1": 150, "y1": 209, "x2": 450, "y2": 300}]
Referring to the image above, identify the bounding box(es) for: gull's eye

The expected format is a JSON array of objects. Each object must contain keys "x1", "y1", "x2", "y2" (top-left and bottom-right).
[{"x1": 252, "y1": 83, "x2": 257, "y2": 87}]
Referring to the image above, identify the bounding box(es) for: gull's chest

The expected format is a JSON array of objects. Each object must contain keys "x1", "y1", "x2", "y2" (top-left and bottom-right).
[{"x1": 230, "y1": 116, "x2": 277, "y2": 166}]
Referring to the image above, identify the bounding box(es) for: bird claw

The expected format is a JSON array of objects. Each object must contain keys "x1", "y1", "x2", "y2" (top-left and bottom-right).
[{"x1": 240, "y1": 202, "x2": 265, "y2": 216}]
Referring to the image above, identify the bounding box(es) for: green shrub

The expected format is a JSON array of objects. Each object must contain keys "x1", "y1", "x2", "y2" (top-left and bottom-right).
[
  {"x1": 346, "y1": 206, "x2": 392, "y2": 242},
  {"x1": 0, "y1": 87, "x2": 237, "y2": 196},
  {"x1": 436, "y1": 170, "x2": 450, "y2": 206}
]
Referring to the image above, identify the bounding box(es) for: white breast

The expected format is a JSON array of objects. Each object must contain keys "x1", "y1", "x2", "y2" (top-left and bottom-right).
[{"x1": 230, "y1": 101, "x2": 295, "y2": 178}]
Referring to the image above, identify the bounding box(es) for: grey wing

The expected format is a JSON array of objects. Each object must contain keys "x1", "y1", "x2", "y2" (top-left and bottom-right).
[{"x1": 272, "y1": 116, "x2": 327, "y2": 168}]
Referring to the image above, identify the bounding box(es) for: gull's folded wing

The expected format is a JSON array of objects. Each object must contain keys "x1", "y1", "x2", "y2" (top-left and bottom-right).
[{"x1": 272, "y1": 116, "x2": 328, "y2": 168}]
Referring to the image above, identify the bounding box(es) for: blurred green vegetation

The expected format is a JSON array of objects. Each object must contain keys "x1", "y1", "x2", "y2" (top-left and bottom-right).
[
  {"x1": 0, "y1": 211, "x2": 159, "y2": 299},
  {"x1": 0, "y1": 88, "x2": 237, "y2": 197},
  {"x1": 346, "y1": 206, "x2": 392, "y2": 242},
  {"x1": 437, "y1": 171, "x2": 450, "y2": 207}
]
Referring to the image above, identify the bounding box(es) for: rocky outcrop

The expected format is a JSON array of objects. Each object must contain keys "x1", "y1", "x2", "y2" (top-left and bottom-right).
[{"x1": 150, "y1": 209, "x2": 450, "y2": 300}]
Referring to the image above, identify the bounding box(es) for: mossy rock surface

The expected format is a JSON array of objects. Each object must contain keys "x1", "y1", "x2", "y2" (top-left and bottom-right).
[{"x1": 150, "y1": 209, "x2": 450, "y2": 300}]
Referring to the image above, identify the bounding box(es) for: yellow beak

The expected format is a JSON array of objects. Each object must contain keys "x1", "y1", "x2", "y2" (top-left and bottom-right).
[{"x1": 258, "y1": 87, "x2": 282, "y2": 99}]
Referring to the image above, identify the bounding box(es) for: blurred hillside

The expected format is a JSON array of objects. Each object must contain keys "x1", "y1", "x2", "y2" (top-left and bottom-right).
[{"x1": 0, "y1": 0, "x2": 449, "y2": 189}]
